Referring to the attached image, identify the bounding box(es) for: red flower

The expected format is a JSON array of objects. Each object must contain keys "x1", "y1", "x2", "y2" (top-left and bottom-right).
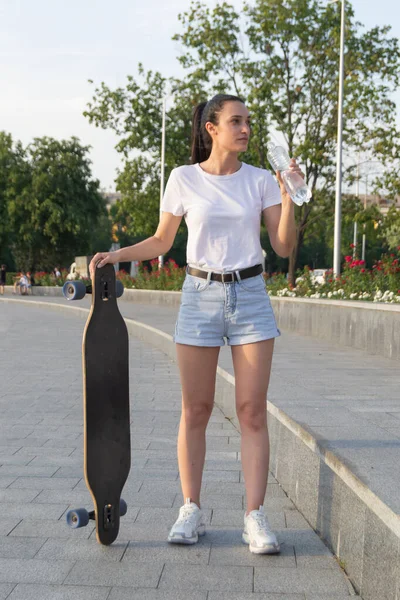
[
  {"x1": 344, "y1": 256, "x2": 352, "y2": 263},
  {"x1": 350, "y1": 243, "x2": 355, "y2": 249},
  {"x1": 361, "y1": 268, "x2": 365, "y2": 273}
]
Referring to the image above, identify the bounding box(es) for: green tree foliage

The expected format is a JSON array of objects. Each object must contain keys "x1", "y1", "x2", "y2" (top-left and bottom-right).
[
  {"x1": 2, "y1": 134, "x2": 108, "y2": 270},
  {"x1": 379, "y1": 205, "x2": 400, "y2": 251},
  {"x1": 84, "y1": 1, "x2": 400, "y2": 279}
]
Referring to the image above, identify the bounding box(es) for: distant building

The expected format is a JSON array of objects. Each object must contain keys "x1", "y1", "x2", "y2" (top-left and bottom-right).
[
  {"x1": 344, "y1": 193, "x2": 400, "y2": 217},
  {"x1": 102, "y1": 192, "x2": 122, "y2": 210}
]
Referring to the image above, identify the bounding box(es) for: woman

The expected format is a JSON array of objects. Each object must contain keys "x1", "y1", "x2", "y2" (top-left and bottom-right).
[{"x1": 90, "y1": 94, "x2": 303, "y2": 554}]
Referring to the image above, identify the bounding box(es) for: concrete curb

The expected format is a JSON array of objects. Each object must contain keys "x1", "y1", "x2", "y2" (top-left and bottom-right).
[
  {"x1": 5, "y1": 284, "x2": 400, "y2": 360},
  {"x1": 2, "y1": 296, "x2": 399, "y2": 599}
]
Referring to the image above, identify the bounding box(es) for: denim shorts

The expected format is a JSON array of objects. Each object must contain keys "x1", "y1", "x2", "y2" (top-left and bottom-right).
[{"x1": 174, "y1": 267, "x2": 281, "y2": 347}]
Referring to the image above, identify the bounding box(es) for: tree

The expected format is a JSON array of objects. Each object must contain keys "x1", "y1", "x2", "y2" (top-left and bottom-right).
[
  {"x1": 0, "y1": 132, "x2": 27, "y2": 267},
  {"x1": 7, "y1": 136, "x2": 107, "y2": 270},
  {"x1": 84, "y1": 1, "x2": 400, "y2": 280},
  {"x1": 379, "y1": 205, "x2": 400, "y2": 251}
]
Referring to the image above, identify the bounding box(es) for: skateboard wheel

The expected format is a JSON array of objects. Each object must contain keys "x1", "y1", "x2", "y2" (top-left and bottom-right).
[
  {"x1": 116, "y1": 280, "x2": 124, "y2": 298},
  {"x1": 120, "y1": 498, "x2": 127, "y2": 517},
  {"x1": 66, "y1": 508, "x2": 89, "y2": 528},
  {"x1": 63, "y1": 281, "x2": 87, "y2": 301}
]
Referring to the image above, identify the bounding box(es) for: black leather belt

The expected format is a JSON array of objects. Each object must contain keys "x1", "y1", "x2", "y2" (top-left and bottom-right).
[{"x1": 187, "y1": 264, "x2": 263, "y2": 283}]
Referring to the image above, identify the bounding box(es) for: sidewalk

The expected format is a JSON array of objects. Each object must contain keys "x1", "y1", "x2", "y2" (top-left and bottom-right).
[
  {"x1": 0, "y1": 301, "x2": 357, "y2": 599},
  {"x1": 8, "y1": 293, "x2": 400, "y2": 516}
]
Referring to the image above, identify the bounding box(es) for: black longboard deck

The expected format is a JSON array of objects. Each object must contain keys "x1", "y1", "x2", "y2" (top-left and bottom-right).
[{"x1": 83, "y1": 264, "x2": 131, "y2": 545}]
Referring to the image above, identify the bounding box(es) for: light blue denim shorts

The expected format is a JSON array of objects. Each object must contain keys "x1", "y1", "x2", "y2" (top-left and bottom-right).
[{"x1": 174, "y1": 266, "x2": 281, "y2": 347}]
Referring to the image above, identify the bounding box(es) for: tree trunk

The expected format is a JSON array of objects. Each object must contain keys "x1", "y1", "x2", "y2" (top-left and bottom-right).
[{"x1": 288, "y1": 227, "x2": 304, "y2": 287}]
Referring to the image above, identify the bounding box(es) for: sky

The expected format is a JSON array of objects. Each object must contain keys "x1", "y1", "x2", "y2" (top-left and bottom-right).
[{"x1": 1, "y1": 0, "x2": 399, "y2": 193}]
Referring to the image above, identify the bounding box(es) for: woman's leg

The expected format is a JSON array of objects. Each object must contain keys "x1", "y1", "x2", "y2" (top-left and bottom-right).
[
  {"x1": 231, "y1": 339, "x2": 275, "y2": 514},
  {"x1": 175, "y1": 343, "x2": 221, "y2": 508}
]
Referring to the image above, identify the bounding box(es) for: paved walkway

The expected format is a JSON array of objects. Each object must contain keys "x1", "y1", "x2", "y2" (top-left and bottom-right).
[
  {"x1": 0, "y1": 301, "x2": 358, "y2": 599},
  {"x1": 7, "y1": 293, "x2": 400, "y2": 514}
]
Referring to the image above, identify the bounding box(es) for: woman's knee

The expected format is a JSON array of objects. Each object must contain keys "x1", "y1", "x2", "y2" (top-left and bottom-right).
[
  {"x1": 237, "y1": 399, "x2": 267, "y2": 431},
  {"x1": 181, "y1": 400, "x2": 213, "y2": 429}
]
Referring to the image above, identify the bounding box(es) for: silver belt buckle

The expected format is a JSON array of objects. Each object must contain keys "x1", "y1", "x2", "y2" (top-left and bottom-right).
[{"x1": 221, "y1": 272, "x2": 233, "y2": 283}]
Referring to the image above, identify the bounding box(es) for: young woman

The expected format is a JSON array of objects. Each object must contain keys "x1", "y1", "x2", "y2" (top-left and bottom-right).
[{"x1": 90, "y1": 94, "x2": 303, "y2": 555}]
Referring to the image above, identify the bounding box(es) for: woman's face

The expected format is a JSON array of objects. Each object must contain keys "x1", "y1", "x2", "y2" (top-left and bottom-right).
[{"x1": 206, "y1": 101, "x2": 251, "y2": 154}]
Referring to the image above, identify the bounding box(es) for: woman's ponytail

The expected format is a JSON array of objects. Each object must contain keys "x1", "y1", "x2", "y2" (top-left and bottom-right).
[
  {"x1": 190, "y1": 94, "x2": 245, "y2": 165},
  {"x1": 190, "y1": 101, "x2": 210, "y2": 164}
]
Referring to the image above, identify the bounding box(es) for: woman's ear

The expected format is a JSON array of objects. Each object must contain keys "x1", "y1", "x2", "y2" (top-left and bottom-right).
[{"x1": 205, "y1": 121, "x2": 216, "y2": 137}]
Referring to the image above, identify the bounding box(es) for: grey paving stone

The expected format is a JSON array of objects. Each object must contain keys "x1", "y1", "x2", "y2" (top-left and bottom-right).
[
  {"x1": 159, "y1": 564, "x2": 253, "y2": 592},
  {"x1": 0, "y1": 466, "x2": 59, "y2": 477},
  {"x1": 32, "y1": 490, "x2": 92, "y2": 504},
  {"x1": 9, "y1": 477, "x2": 80, "y2": 490},
  {"x1": 118, "y1": 491, "x2": 176, "y2": 508},
  {"x1": 201, "y1": 471, "x2": 240, "y2": 482},
  {"x1": 0, "y1": 537, "x2": 46, "y2": 559},
  {"x1": 135, "y1": 506, "x2": 212, "y2": 525},
  {"x1": 203, "y1": 482, "x2": 246, "y2": 495},
  {"x1": 172, "y1": 492, "x2": 243, "y2": 509},
  {"x1": 305, "y1": 595, "x2": 358, "y2": 599},
  {"x1": 0, "y1": 503, "x2": 67, "y2": 520},
  {"x1": 211, "y1": 508, "x2": 285, "y2": 529},
  {"x1": 7, "y1": 584, "x2": 110, "y2": 599},
  {"x1": 0, "y1": 558, "x2": 74, "y2": 584},
  {"x1": 285, "y1": 511, "x2": 313, "y2": 529},
  {"x1": 136, "y1": 481, "x2": 181, "y2": 495},
  {"x1": 35, "y1": 538, "x2": 128, "y2": 561},
  {"x1": 64, "y1": 561, "x2": 163, "y2": 587},
  {"x1": 9, "y1": 519, "x2": 94, "y2": 539},
  {"x1": 0, "y1": 584, "x2": 15, "y2": 599},
  {"x1": 208, "y1": 594, "x2": 305, "y2": 600},
  {"x1": 0, "y1": 300, "x2": 360, "y2": 599},
  {"x1": 254, "y1": 566, "x2": 352, "y2": 595},
  {"x1": 0, "y1": 489, "x2": 39, "y2": 503},
  {"x1": 123, "y1": 539, "x2": 211, "y2": 565},
  {"x1": 14, "y1": 447, "x2": 76, "y2": 457},
  {"x1": 109, "y1": 590, "x2": 207, "y2": 600},
  {"x1": 209, "y1": 542, "x2": 296, "y2": 567},
  {"x1": 0, "y1": 455, "x2": 34, "y2": 466}
]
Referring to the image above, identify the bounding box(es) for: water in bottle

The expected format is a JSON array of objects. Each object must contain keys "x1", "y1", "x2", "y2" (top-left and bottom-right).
[{"x1": 266, "y1": 142, "x2": 312, "y2": 206}]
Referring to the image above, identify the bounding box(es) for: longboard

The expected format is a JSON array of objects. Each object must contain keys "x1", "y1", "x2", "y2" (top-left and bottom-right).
[{"x1": 63, "y1": 264, "x2": 131, "y2": 545}]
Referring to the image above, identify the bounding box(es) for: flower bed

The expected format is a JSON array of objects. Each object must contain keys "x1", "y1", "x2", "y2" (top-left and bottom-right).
[
  {"x1": 5, "y1": 249, "x2": 400, "y2": 304},
  {"x1": 268, "y1": 247, "x2": 400, "y2": 304}
]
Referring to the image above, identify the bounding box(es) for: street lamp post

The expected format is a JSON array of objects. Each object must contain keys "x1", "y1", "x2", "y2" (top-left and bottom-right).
[
  {"x1": 330, "y1": 0, "x2": 346, "y2": 277},
  {"x1": 158, "y1": 96, "x2": 167, "y2": 270}
]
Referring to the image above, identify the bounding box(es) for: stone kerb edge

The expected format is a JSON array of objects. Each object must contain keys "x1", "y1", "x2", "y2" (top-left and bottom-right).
[{"x1": 1, "y1": 295, "x2": 399, "y2": 600}]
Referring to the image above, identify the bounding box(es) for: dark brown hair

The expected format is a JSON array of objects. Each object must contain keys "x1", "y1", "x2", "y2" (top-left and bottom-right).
[{"x1": 190, "y1": 94, "x2": 245, "y2": 164}]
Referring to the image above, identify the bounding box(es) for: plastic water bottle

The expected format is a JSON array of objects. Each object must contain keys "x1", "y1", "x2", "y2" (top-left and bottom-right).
[{"x1": 266, "y1": 142, "x2": 312, "y2": 206}]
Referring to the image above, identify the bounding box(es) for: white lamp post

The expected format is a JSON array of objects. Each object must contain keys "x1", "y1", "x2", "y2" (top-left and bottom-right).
[
  {"x1": 158, "y1": 96, "x2": 167, "y2": 270},
  {"x1": 328, "y1": 0, "x2": 346, "y2": 277}
]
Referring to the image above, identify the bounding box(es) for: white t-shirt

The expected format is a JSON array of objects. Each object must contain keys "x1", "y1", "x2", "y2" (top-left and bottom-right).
[{"x1": 161, "y1": 162, "x2": 281, "y2": 272}]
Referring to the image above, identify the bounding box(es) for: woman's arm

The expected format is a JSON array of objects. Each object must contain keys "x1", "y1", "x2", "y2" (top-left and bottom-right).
[
  {"x1": 262, "y1": 158, "x2": 304, "y2": 258},
  {"x1": 89, "y1": 212, "x2": 183, "y2": 276}
]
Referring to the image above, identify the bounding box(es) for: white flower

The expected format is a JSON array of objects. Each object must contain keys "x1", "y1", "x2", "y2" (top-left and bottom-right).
[{"x1": 328, "y1": 292, "x2": 333, "y2": 298}]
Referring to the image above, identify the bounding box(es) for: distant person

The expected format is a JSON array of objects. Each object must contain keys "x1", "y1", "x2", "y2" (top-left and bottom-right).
[
  {"x1": 26, "y1": 272, "x2": 33, "y2": 294},
  {"x1": 19, "y1": 271, "x2": 29, "y2": 295},
  {"x1": 54, "y1": 266, "x2": 61, "y2": 278},
  {"x1": 0, "y1": 264, "x2": 6, "y2": 295},
  {"x1": 13, "y1": 272, "x2": 21, "y2": 294}
]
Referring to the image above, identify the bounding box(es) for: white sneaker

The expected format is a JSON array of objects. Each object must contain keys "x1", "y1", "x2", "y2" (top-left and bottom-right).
[
  {"x1": 167, "y1": 497, "x2": 206, "y2": 544},
  {"x1": 242, "y1": 505, "x2": 281, "y2": 554}
]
